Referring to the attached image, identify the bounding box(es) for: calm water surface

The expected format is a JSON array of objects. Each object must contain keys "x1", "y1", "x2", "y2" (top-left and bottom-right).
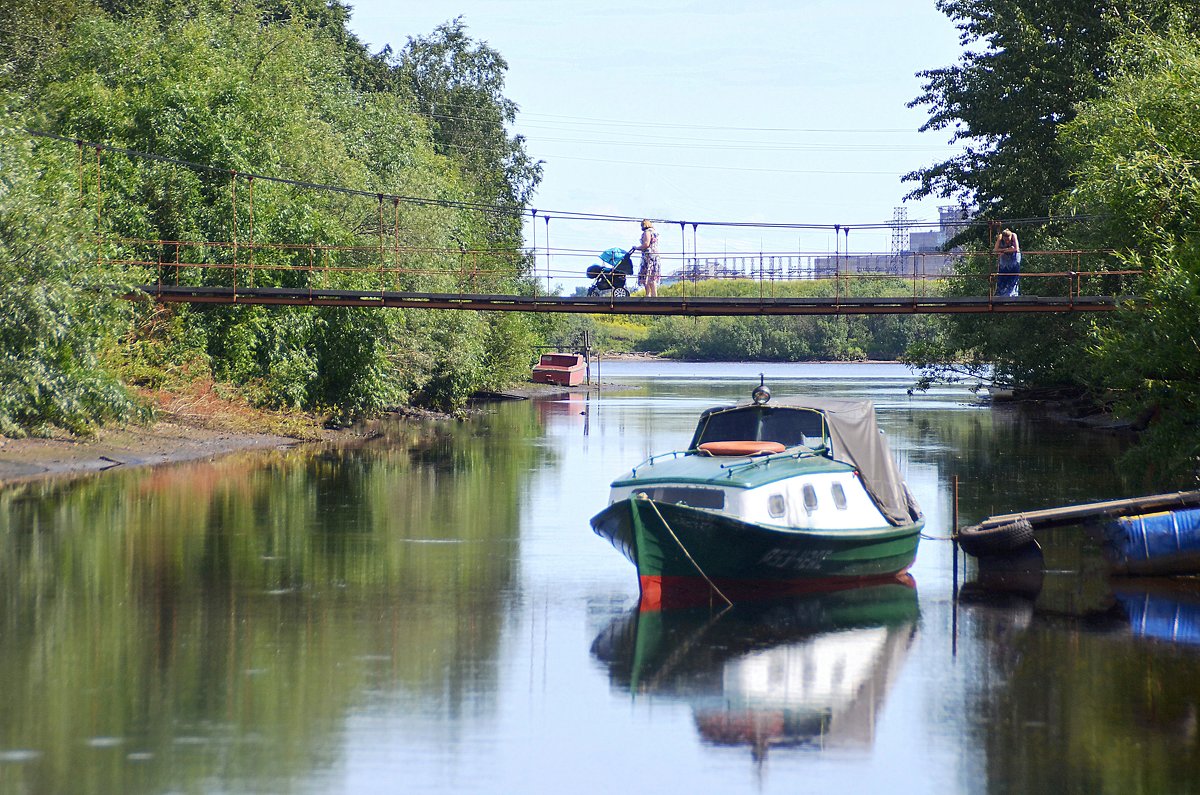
[{"x1": 3, "y1": 361, "x2": 1200, "y2": 794}]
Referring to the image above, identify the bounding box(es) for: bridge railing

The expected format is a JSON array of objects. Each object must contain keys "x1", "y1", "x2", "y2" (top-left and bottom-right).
[
  {"x1": 107, "y1": 236, "x2": 1137, "y2": 304},
  {"x1": 110, "y1": 237, "x2": 534, "y2": 295},
  {"x1": 554, "y1": 248, "x2": 1137, "y2": 301}
]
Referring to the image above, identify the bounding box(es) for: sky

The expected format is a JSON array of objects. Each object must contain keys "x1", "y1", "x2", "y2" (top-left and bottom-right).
[{"x1": 345, "y1": 0, "x2": 968, "y2": 282}]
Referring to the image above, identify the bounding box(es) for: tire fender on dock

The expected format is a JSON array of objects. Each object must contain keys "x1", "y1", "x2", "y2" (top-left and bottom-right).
[{"x1": 956, "y1": 517, "x2": 1035, "y2": 558}]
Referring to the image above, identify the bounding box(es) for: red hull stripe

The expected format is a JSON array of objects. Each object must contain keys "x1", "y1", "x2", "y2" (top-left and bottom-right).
[{"x1": 637, "y1": 571, "x2": 915, "y2": 611}]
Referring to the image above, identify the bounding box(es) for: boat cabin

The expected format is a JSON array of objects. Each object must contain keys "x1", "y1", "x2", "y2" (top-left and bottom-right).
[
  {"x1": 689, "y1": 404, "x2": 831, "y2": 452},
  {"x1": 683, "y1": 396, "x2": 923, "y2": 527}
]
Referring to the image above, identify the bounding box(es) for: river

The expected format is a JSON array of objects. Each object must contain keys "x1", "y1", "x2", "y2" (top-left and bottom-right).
[{"x1": 2, "y1": 361, "x2": 1199, "y2": 794}]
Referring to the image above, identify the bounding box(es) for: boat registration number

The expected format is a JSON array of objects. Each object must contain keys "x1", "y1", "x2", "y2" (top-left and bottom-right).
[{"x1": 759, "y1": 547, "x2": 831, "y2": 571}]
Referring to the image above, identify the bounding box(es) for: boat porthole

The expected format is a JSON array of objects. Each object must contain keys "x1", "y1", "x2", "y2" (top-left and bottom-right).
[
  {"x1": 802, "y1": 484, "x2": 818, "y2": 513},
  {"x1": 768, "y1": 494, "x2": 786, "y2": 518},
  {"x1": 831, "y1": 482, "x2": 848, "y2": 510}
]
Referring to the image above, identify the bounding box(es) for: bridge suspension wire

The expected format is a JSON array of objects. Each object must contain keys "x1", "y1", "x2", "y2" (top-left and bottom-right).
[
  {"x1": 21, "y1": 128, "x2": 1103, "y2": 237},
  {"x1": 23, "y1": 129, "x2": 528, "y2": 218}
]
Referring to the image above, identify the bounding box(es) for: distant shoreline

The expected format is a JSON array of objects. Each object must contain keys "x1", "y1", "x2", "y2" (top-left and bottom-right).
[
  {"x1": 0, "y1": 359, "x2": 915, "y2": 487},
  {"x1": 594, "y1": 352, "x2": 904, "y2": 364}
]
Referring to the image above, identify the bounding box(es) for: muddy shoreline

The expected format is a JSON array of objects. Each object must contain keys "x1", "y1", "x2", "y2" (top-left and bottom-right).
[
  {"x1": 0, "y1": 379, "x2": 609, "y2": 488},
  {"x1": 0, "y1": 421, "x2": 311, "y2": 486}
]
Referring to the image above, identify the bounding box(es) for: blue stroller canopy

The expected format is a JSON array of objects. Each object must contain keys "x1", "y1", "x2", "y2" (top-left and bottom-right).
[{"x1": 599, "y1": 247, "x2": 627, "y2": 267}]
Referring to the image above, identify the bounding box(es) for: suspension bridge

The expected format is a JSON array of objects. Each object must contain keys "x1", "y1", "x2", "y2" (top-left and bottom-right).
[
  {"x1": 36, "y1": 130, "x2": 1139, "y2": 317},
  {"x1": 134, "y1": 265, "x2": 1132, "y2": 316}
]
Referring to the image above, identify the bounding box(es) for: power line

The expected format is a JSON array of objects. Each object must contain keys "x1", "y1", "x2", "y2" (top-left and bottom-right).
[
  {"x1": 522, "y1": 135, "x2": 952, "y2": 153},
  {"x1": 470, "y1": 110, "x2": 919, "y2": 134},
  {"x1": 527, "y1": 152, "x2": 910, "y2": 177},
  {"x1": 429, "y1": 112, "x2": 942, "y2": 148},
  {"x1": 21, "y1": 128, "x2": 1100, "y2": 234}
]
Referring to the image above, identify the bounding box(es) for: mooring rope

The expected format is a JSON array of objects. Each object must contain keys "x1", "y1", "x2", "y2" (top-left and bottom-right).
[
  {"x1": 638, "y1": 495, "x2": 733, "y2": 607},
  {"x1": 639, "y1": 604, "x2": 733, "y2": 692}
]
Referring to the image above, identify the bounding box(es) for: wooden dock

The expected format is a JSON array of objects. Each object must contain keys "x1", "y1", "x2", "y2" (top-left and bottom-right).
[{"x1": 975, "y1": 490, "x2": 1200, "y2": 532}]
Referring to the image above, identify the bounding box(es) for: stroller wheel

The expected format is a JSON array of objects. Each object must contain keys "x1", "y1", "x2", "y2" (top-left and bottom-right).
[
  {"x1": 613, "y1": 287, "x2": 630, "y2": 299},
  {"x1": 586, "y1": 285, "x2": 598, "y2": 297}
]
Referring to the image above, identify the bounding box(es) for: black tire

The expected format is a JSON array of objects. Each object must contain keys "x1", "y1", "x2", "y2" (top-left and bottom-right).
[
  {"x1": 956, "y1": 517, "x2": 1035, "y2": 557},
  {"x1": 613, "y1": 287, "x2": 630, "y2": 298},
  {"x1": 586, "y1": 286, "x2": 598, "y2": 297}
]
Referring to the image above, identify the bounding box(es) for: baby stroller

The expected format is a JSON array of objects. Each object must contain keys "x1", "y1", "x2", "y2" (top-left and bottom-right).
[{"x1": 586, "y1": 247, "x2": 635, "y2": 298}]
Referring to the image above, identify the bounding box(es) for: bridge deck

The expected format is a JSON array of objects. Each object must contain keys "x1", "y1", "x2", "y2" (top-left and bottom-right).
[{"x1": 134, "y1": 284, "x2": 1126, "y2": 315}]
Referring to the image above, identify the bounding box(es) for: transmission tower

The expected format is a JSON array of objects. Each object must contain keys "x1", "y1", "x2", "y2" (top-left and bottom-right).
[{"x1": 891, "y1": 206, "x2": 910, "y2": 272}]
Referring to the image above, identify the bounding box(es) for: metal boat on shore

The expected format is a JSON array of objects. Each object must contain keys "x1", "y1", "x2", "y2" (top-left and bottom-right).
[{"x1": 590, "y1": 382, "x2": 924, "y2": 609}]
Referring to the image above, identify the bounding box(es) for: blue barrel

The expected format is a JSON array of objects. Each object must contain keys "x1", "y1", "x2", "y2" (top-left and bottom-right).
[{"x1": 1105, "y1": 507, "x2": 1200, "y2": 575}]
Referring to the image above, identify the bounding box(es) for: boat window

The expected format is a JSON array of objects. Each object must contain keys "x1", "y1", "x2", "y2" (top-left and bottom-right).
[
  {"x1": 768, "y1": 494, "x2": 786, "y2": 518},
  {"x1": 693, "y1": 407, "x2": 827, "y2": 448},
  {"x1": 831, "y1": 482, "x2": 848, "y2": 510},
  {"x1": 695, "y1": 410, "x2": 760, "y2": 445},
  {"x1": 760, "y1": 409, "x2": 826, "y2": 447},
  {"x1": 637, "y1": 487, "x2": 725, "y2": 510},
  {"x1": 802, "y1": 484, "x2": 818, "y2": 513}
]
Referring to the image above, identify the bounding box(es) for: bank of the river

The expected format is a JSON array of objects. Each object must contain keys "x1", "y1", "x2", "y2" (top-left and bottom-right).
[
  {"x1": 0, "y1": 421, "x2": 303, "y2": 485},
  {"x1": 0, "y1": 377, "x2": 599, "y2": 486},
  {"x1": 0, "y1": 357, "x2": 1137, "y2": 488},
  {"x1": 0, "y1": 385, "x2": 340, "y2": 486}
]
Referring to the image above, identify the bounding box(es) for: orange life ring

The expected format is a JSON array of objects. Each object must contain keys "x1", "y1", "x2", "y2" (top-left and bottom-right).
[{"x1": 698, "y1": 440, "x2": 786, "y2": 457}]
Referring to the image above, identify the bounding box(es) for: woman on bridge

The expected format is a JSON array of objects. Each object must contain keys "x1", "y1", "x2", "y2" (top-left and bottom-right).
[
  {"x1": 634, "y1": 219, "x2": 660, "y2": 297},
  {"x1": 993, "y1": 228, "x2": 1021, "y2": 297}
]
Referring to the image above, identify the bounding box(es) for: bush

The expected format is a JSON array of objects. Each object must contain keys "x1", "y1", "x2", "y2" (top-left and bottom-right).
[{"x1": 0, "y1": 121, "x2": 145, "y2": 435}]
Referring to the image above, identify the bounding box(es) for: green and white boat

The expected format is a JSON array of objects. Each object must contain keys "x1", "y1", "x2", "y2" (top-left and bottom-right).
[{"x1": 590, "y1": 384, "x2": 924, "y2": 608}]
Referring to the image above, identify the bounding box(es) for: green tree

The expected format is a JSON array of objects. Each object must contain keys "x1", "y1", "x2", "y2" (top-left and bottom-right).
[
  {"x1": 400, "y1": 18, "x2": 543, "y2": 249},
  {"x1": 1, "y1": 1, "x2": 545, "y2": 426},
  {"x1": 907, "y1": 0, "x2": 1195, "y2": 221},
  {"x1": 1059, "y1": 22, "x2": 1200, "y2": 481},
  {"x1": 903, "y1": 1, "x2": 1197, "y2": 398},
  {"x1": 0, "y1": 118, "x2": 144, "y2": 435}
]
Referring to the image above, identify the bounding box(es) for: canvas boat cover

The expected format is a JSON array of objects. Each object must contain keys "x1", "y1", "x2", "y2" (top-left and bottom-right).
[{"x1": 695, "y1": 397, "x2": 922, "y2": 527}]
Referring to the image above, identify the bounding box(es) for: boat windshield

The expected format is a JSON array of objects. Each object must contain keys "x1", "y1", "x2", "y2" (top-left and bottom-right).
[{"x1": 690, "y1": 407, "x2": 828, "y2": 449}]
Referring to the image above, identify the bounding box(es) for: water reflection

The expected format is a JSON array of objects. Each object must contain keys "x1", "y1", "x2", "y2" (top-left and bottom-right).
[
  {"x1": 591, "y1": 581, "x2": 919, "y2": 761},
  {"x1": 958, "y1": 569, "x2": 1200, "y2": 793},
  {"x1": 0, "y1": 408, "x2": 547, "y2": 795},
  {"x1": 962, "y1": 568, "x2": 1200, "y2": 649},
  {"x1": 1114, "y1": 581, "x2": 1200, "y2": 646},
  {"x1": 536, "y1": 391, "x2": 588, "y2": 424},
  {"x1": 5, "y1": 361, "x2": 1196, "y2": 793}
]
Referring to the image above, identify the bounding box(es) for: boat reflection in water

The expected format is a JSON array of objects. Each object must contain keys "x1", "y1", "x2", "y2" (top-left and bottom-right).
[{"x1": 590, "y1": 578, "x2": 919, "y2": 760}]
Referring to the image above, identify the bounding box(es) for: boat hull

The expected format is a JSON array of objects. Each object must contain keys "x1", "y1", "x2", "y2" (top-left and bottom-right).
[{"x1": 591, "y1": 497, "x2": 923, "y2": 609}]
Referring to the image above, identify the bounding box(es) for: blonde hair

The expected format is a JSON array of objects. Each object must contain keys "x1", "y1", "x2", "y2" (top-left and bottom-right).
[{"x1": 641, "y1": 219, "x2": 654, "y2": 230}]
